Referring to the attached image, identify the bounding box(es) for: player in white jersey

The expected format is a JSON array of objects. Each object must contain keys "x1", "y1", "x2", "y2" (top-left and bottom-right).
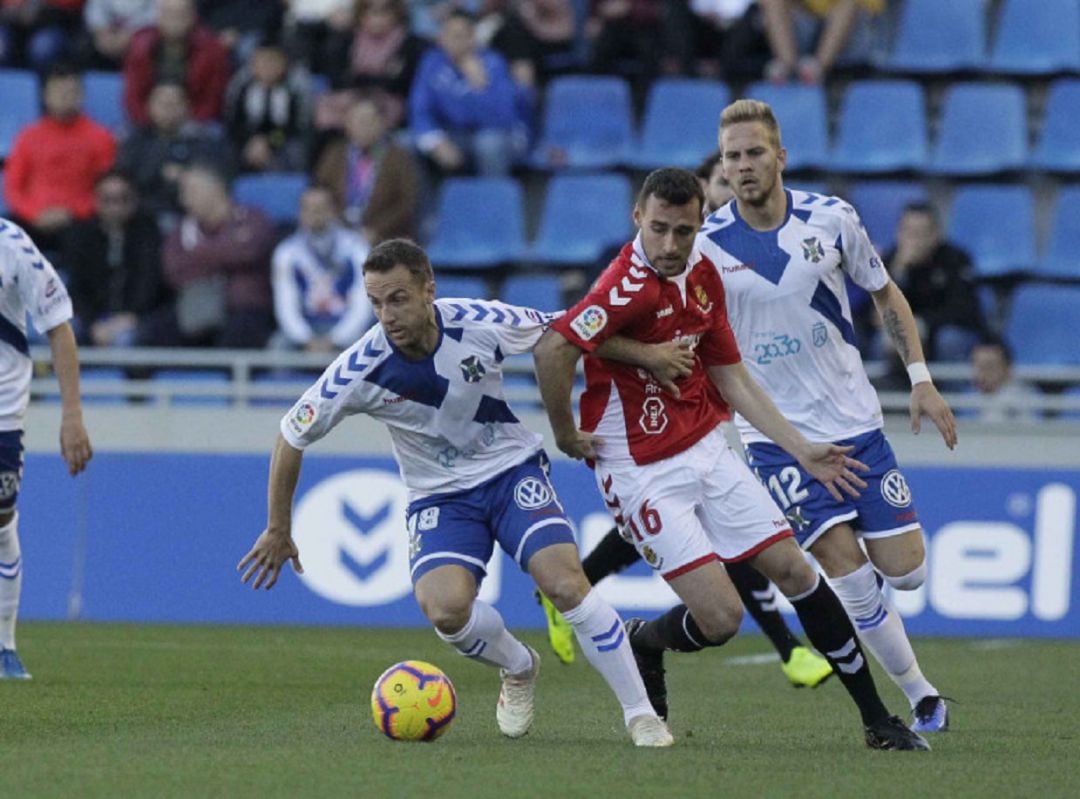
[
  {"x1": 238, "y1": 239, "x2": 672, "y2": 746},
  {"x1": 0, "y1": 219, "x2": 93, "y2": 680},
  {"x1": 698, "y1": 99, "x2": 957, "y2": 733}
]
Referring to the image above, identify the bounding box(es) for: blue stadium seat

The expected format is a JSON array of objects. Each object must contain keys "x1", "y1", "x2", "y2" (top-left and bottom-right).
[
  {"x1": 426, "y1": 178, "x2": 526, "y2": 269},
  {"x1": 1006, "y1": 285, "x2": 1080, "y2": 365},
  {"x1": 0, "y1": 69, "x2": 40, "y2": 159},
  {"x1": 1031, "y1": 79, "x2": 1080, "y2": 172},
  {"x1": 531, "y1": 76, "x2": 633, "y2": 170},
  {"x1": 988, "y1": 0, "x2": 1080, "y2": 74},
  {"x1": 82, "y1": 71, "x2": 126, "y2": 132},
  {"x1": 887, "y1": 0, "x2": 986, "y2": 73},
  {"x1": 830, "y1": 81, "x2": 928, "y2": 173},
  {"x1": 232, "y1": 172, "x2": 308, "y2": 224},
  {"x1": 1034, "y1": 187, "x2": 1080, "y2": 279},
  {"x1": 927, "y1": 84, "x2": 1027, "y2": 175},
  {"x1": 528, "y1": 173, "x2": 632, "y2": 266},
  {"x1": 502, "y1": 274, "x2": 564, "y2": 312},
  {"x1": 628, "y1": 78, "x2": 730, "y2": 169},
  {"x1": 744, "y1": 83, "x2": 829, "y2": 171},
  {"x1": 153, "y1": 369, "x2": 231, "y2": 406},
  {"x1": 845, "y1": 181, "x2": 928, "y2": 253},
  {"x1": 947, "y1": 185, "x2": 1036, "y2": 278},
  {"x1": 434, "y1": 274, "x2": 489, "y2": 300}
]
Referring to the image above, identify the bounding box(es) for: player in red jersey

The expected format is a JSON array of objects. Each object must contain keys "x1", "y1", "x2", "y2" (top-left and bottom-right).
[{"x1": 534, "y1": 168, "x2": 928, "y2": 750}]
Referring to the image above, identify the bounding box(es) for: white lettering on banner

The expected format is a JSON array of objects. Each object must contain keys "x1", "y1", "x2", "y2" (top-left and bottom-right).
[
  {"x1": 1032, "y1": 483, "x2": 1074, "y2": 621},
  {"x1": 930, "y1": 523, "x2": 1031, "y2": 620}
]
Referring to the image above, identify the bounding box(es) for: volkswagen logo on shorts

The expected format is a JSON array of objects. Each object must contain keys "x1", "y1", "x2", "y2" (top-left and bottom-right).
[
  {"x1": 514, "y1": 477, "x2": 552, "y2": 510},
  {"x1": 293, "y1": 469, "x2": 412, "y2": 605},
  {"x1": 881, "y1": 469, "x2": 912, "y2": 508}
]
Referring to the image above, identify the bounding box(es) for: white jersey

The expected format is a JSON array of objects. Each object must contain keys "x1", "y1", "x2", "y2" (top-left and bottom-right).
[
  {"x1": 0, "y1": 219, "x2": 73, "y2": 432},
  {"x1": 271, "y1": 226, "x2": 374, "y2": 348},
  {"x1": 698, "y1": 189, "x2": 889, "y2": 444},
  {"x1": 281, "y1": 298, "x2": 555, "y2": 501}
]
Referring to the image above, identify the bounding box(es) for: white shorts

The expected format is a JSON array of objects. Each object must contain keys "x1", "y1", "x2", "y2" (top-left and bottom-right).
[{"x1": 594, "y1": 427, "x2": 792, "y2": 580}]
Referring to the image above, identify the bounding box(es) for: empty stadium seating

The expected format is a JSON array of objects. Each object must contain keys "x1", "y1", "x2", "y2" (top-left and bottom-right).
[
  {"x1": 232, "y1": 172, "x2": 308, "y2": 225},
  {"x1": 82, "y1": 71, "x2": 127, "y2": 133},
  {"x1": 887, "y1": 0, "x2": 986, "y2": 73},
  {"x1": 426, "y1": 178, "x2": 527, "y2": 269},
  {"x1": 1006, "y1": 285, "x2": 1080, "y2": 365},
  {"x1": 628, "y1": 78, "x2": 730, "y2": 169},
  {"x1": 1031, "y1": 79, "x2": 1080, "y2": 172},
  {"x1": 927, "y1": 83, "x2": 1027, "y2": 175},
  {"x1": 528, "y1": 172, "x2": 632, "y2": 266},
  {"x1": 0, "y1": 69, "x2": 39, "y2": 159},
  {"x1": 830, "y1": 80, "x2": 928, "y2": 173},
  {"x1": 1034, "y1": 186, "x2": 1080, "y2": 280},
  {"x1": 531, "y1": 76, "x2": 634, "y2": 170},
  {"x1": 948, "y1": 185, "x2": 1036, "y2": 279},
  {"x1": 988, "y1": 0, "x2": 1080, "y2": 75}
]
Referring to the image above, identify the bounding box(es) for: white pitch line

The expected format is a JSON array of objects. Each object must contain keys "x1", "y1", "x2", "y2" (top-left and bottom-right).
[{"x1": 724, "y1": 653, "x2": 782, "y2": 667}]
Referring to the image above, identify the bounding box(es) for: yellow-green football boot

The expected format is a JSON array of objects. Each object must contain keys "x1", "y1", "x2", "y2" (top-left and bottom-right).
[
  {"x1": 781, "y1": 646, "x2": 833, "y2": 688},
  {"x1": 535, "y1": 590, "x2": 575, "y2": 665}
]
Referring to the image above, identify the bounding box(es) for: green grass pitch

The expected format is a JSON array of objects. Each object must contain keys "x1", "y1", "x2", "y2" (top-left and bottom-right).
[{"x1": 2, "y1": 623, "x2": 1077, "y2": 798}]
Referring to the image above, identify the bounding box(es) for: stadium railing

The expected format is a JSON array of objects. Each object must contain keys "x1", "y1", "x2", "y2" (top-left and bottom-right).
[{"x1": 25, "y1": 347, "x2": 1080, "y2": 420}]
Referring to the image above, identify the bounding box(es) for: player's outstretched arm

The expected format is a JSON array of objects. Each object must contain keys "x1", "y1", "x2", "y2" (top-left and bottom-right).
[
  {"x1": 46, "y1": 321, "x2": 92, "y2": 476},
  {"x1": 534, "y1": 329, "x2": 599, "y2": 460},
  {"x1": 708, "y1": 362, "x2": 869, "y2": 502},
  {"x1": 595, "y1": 337, "x2": 694, "y2": 398},
  {"x1": 870, "y1": 282, "x2": 958, "y2": 450},
  {"x1": 238, "y1": 434, "x2": 306, "y2": 590}
]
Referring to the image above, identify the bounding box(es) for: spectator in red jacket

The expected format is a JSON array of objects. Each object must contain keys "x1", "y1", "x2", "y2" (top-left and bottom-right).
[
  {"x1": 122, "y1": 0, "x2": 230, "y2": 126},
  {"x1": 3, "y1": 64, "x2": 116, "y2": 251},
  {"x1": 136, "y1": 164, "x2": 277, "y2": 348}
]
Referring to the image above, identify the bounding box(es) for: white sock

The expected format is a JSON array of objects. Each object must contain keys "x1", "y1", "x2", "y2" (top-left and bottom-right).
[
  {"x1": 0, "y1": 513, "x2": 21, "y2": 651},
  {"x1": 436, "y1": 599, "x2": 533, "y2": 674},
  {"x1": 561, "y1": 589, "x2": 654, "y2": 725},
  {"x1": 828, "y1": 562, "x2": 937, "y2": 707}
]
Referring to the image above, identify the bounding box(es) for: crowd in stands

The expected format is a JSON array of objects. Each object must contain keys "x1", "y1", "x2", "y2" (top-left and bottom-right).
[{"x1": 0, "y1": 0, "x2": 1074, "y2": 418}]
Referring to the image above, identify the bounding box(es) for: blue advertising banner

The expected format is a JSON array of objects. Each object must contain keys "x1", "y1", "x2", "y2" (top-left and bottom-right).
[{"x1": 18, "y1": 453, "x2": 1080, "y2": 637}]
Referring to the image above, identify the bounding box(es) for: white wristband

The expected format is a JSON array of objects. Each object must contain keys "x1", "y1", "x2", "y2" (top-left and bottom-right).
[{"x1": 906, "y1": 361, "x2": 932, "y2": 386}]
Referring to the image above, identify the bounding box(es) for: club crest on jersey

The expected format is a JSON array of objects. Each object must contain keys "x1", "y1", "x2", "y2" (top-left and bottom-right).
[
  {"x1": 459, "y1": 355, "x2": 486, "y2": 383},
  {"x1": 570, "y1": 305, "x2": 607, "y2": 341},
  {"x1": 0, "y1": 471, "x2": 19, "y2": 500},
  {"x1": 514, "y1": 477, "x2": 552, "y2": 510},
  {"x1": 801, "y1": 237, "x2": 825, "y2": 263},
  {"x1": 693, "y1": 284, "x2": 713, "y2": 313},
  {"x1": 881, "y1": 469, "x2": 912, "y2": 508},
  {"x1": 641, "y1": 545, "x2": 662, "y2": 569},
  {"x1": 812, "y1": 322, "x2": 828, "y2": 347},
  {"x1": 639, "y1": 396, "x2": 669, "y2": 435}
]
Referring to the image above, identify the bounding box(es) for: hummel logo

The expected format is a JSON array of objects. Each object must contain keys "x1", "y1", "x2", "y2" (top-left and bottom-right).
[{"x1": 656, "y1": 306, "x2": 673, "y2": 318}]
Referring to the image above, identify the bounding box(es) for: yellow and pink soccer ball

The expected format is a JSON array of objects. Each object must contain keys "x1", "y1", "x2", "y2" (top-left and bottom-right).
[{"x1": 371, "y1": 660, "x2": 457, "y2": 742}]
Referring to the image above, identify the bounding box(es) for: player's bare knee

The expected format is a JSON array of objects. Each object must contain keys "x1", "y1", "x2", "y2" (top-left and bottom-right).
[
  {"x1": 766, "y1": 557, "x2": 817, "y2": 598},
  {"x1": 535, "y1": 568, "x2": 590, "y2": 613},
  {"x1": 695, "y1": 603, "x2": 742, "y2": 644},
  {"x1": 420, "y1": 595, "x2": 473, "y2": 635}
]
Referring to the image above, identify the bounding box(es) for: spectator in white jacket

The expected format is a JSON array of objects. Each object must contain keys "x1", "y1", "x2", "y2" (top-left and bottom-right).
[{"x1": 271, "y1": 185, "x2": 374, "y2": 353}]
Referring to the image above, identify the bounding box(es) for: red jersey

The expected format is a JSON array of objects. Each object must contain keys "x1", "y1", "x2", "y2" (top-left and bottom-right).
[{"x1": 551, "y1": 237, "x2": 742, "y2": 466}]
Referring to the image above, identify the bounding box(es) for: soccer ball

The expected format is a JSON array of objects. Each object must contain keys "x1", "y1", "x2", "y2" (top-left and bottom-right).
[{"x1": 371, "y1": 660, "x2": 457, "y2": 741}]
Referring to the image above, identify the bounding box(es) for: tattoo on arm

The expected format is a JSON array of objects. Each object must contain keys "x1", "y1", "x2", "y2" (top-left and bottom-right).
[{"x1": 881, "y1": 308, "x2": 911, "y2": 363}]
